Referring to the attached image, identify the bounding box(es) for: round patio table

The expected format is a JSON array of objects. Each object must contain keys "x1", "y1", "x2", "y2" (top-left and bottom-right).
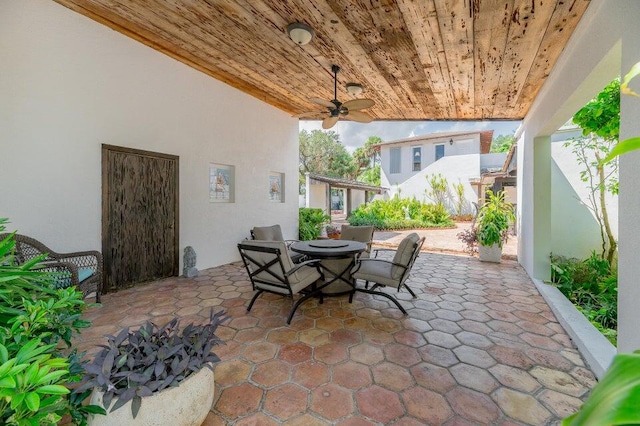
[{"x1": 290, "y1": 240, "x2": 366, "y2": 295}]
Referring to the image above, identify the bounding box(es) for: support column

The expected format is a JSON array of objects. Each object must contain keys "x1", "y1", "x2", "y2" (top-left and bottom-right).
[
  {"x1": 305, "y1": 173, "x2": 311, "y2": 208},
  {"x1": 517, "y1": 134, "x2": 551, "y2": 280},
  {"x1": 325, "y1": 184, "x2": 331, "y2": 216},
  {"x1": 617, "y1": 16, "x2": 640, "y2": 353},
  {"x1": 533, "y1": 136, "x2": 552, "y2": 281},
  {"x1": 346, "y1": 188, "x2": 352, "y2": 216}
]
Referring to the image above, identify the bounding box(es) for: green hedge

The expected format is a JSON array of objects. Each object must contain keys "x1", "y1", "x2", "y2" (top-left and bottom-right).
[{"x1": 348, "y1": 198, "x2": 454, "y2": 230}]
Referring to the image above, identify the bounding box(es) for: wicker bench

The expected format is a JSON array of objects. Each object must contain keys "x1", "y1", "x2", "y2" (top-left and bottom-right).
[{"x1": 1, "y1": 233, "x2": 103, "y2": 302}]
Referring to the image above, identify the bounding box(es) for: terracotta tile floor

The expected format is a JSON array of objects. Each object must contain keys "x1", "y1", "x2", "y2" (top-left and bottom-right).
[{"x1": 76, "y1": 252, "x2": 596, "y2": 425}]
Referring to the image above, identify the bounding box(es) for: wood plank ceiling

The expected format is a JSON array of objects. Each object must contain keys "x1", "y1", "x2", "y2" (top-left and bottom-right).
[{"x1": 54, "y1": 0, "x2": 591, "y2": 121}]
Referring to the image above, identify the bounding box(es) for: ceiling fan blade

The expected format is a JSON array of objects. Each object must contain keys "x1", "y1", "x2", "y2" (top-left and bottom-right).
[
  {"x1": 347, "y1": 110, "x2": 373, "y2": 123},
  {"x1": 309, "y1": 97, "x2": 336, "y2": 108},
  {"x1": 292, "y1": 111, "x2": 322, "y2": 118},
  {"x1": 342, "y1": 98, "x2": 375, "y2": 111},
  {"x1": 322, "y1": 116, "x2": 340, "y2": 129}
]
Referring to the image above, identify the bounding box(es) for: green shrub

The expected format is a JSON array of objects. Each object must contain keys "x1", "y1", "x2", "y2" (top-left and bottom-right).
[
  {"x1": 550, "y1": 252, "x2": 617, "y2": 344},
  {"x1": 0, "y1": 219, "x2": 103, "y2": 425},
  {"x1": 348, "y1": 198, "x2": 454, "y2": 229},
  {"x1": 299, "y1": 208, "x2": 330, "y2": 240}
]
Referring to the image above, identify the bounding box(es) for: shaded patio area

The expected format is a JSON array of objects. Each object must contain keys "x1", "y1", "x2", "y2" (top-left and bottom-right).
[{"x1": 76, "y1": 251, "x2": 595, "y2": 425}]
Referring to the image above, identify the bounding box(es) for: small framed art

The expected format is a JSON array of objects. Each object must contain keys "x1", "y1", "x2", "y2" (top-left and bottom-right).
[
  {"x1": 209, "y1": 163, "x2": 235, "y2": 203},
  {"x1": 269, "y1": 171, "x2": 284, "y2": 202}
]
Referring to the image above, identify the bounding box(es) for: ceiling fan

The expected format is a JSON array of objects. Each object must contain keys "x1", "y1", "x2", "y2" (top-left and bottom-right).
[{"x1": 295, "y1": 64, "x2": 374, "y2": 129}]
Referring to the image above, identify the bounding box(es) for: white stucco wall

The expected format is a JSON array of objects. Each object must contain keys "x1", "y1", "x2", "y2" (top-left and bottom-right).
[
  {"x1": 392, "y1": 154, "x2": 480, "y2": 214},
  {"x1": 0, "y1": 0, "x2": 299, "y2": 270},
  {"x1": 551, "y1": 139, "x2": 618, "y2": 259},
  {"x1": 307, "y1": 184, "x2": 328, "y2": 211}
]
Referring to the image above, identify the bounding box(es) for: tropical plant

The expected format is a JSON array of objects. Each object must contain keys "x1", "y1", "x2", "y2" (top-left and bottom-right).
[
  {"x1": 0, "y1": 219, "x2": 101, "y2": 425},
  {"x1": 568, "y1": 78, "x2": 620, "y2": 264},
  {"x1": 453, "y1": 181, "x2": 466, "y2": 217},
  {"x1": 78, "y1": 309, "x2": 228, "y2": 419},
  {"x1": 475, "y1": 190, "x2": 515, "y2": 248},
  {"x1": 299, "y1": 208, "x2": 330, "y2": 240},
  {"x1": 563, "y1": 351, "x2": 640, "y2": 425},
  {"x1": 550, "y1": 252, "x2": 617, "y2": 344},
  {"x1": 348, "y1": 198, "x2": 454, "y2": 229},
  {"x1": 425, "y1": 173, "x2": 449, "y2": 208}
]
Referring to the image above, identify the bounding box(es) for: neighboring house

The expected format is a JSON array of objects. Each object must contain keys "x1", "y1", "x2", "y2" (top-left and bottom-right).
[{"x1": 375, "y1": 130, "x2": 499, "y2": 214}]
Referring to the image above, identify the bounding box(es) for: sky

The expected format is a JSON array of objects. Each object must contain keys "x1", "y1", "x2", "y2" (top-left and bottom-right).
[{"x1": 299, "y1": 120, "x2": 522, "y2": 152}]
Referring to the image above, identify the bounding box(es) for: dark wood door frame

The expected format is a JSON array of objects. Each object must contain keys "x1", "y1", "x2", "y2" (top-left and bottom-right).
[{"x1": 101, "y1": 144, "x2": 179, "y2": 292}]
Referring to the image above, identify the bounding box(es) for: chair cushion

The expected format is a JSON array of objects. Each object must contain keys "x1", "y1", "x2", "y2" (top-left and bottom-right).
[
  {"x1": 340, "y1": 225, "x2": 374, "y2": 259},
  {"x1": 241, "y1": 240, "x2": 321, "y2": 291},
  {"x1": 340, "y1": 225, "x2": 374, "y2": 244},
  {"x1": 352, "y1": 260, "x2": 398, "y2": 287},
  {"x1": 391, "y1": 233, "x2": 420, "y2": 279},
  {"x1": 242, "y1": 240, "x2": 292, "y2": 284},
  {"x1": 55, "y1": 267, "x2": 95, "y2": 289},
  {"x1": 252, "y1": 225, "x2": 284, "y2": 241}
]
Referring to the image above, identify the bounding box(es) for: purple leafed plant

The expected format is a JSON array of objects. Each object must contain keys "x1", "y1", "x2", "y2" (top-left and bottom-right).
[{"x1": 77, "y1": 309, "x2": 229, "y2": 418}]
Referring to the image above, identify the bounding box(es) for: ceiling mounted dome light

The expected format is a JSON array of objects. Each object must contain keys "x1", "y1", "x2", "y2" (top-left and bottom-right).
[
  {"x1": 346, "y1": 83, "x2": 364, "y2": 96},
  {"x1": 287, "y1": 22, "x2": 314, "y2": 45}
]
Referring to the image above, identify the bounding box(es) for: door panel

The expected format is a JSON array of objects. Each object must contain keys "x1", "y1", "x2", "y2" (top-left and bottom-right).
[{"x1": 102, "y1": 144, "x2": 179, "y2": 292}]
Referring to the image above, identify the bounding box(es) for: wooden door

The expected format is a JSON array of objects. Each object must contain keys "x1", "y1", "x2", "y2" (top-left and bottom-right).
[{"x1": 102, "y1": 144, "x2": 179, "y2": 292}]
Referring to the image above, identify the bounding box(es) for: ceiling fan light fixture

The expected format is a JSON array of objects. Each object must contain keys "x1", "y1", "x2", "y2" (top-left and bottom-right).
[
  {"x1": 287, "y1": 22, "x2": 314, "y2": 45},
  {"x1": 346, "y1": 83, "x2": 364, "y2": 96}
]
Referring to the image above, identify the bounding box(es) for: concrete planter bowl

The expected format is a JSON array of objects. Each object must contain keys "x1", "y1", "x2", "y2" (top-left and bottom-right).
[
  {"x1": 478, "y1": 243, "x2": 502, "y2": 263},
  {"x1": 88, "y1": 366, "x2": 214, "y2": 426}
]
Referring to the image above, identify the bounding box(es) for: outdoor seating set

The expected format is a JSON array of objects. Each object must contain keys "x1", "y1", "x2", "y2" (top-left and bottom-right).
[{"x1": 238, "y1": 224, "x2": 425, "y2": 323}]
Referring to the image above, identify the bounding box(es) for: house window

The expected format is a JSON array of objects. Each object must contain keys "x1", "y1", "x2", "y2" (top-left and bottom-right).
[
  {"x1": 412, "y1": 147, "x2": 422, "y2": 171},
  {"x1": 390, "y1": 147, "x2": 401, "y2": 174},
  {"x1": 435, "y1": 144, "x2": 445, "y2": 161}
]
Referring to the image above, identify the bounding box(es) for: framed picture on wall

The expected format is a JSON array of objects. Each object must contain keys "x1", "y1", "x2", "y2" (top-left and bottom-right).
[
  {"x1": 209, "y1": 163, "x2": 235, "y2": 203},
  {"x1": 269, "y1": 171, "x2": 284, "y2": 202}
]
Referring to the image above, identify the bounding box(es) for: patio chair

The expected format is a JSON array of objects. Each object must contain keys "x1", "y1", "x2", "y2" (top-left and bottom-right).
[
  {"x1": 238, "y1": 240, "x2": 326, "y2": 324},
  {"x1": 250, "y1": 224, "x2": 304, "y2": 263},
  {"x1": 350, "y1": 232, "x2": 425, "y2": 314},
  {"x1": 1, "y1": 233, "x2": 103, "y2": 302},
  {"x1": 339, "y1": 225, "x2": 374, "y2": 257}
]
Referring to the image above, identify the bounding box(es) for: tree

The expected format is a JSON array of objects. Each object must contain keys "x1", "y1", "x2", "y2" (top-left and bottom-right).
[
  {"x1": 490, "y1": 134, "x2": 516, "y2": 153},
  {"x1": 299, "y1": 130, "x2": 356, "y2": 186},
  {"x1": 568, "y1": 78, "x2": 619, "y2": 264},
  {"x1": 354, "y1": 136, "x2": 382, "y2": 186}
]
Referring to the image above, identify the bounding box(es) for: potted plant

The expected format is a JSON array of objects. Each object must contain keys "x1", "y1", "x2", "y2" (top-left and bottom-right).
[
  {"x1": 79, "y1": 309, "x2": 228, "y2": 425},
  {"x1": 326, "y1": 225, "x2": 341, "y2": 239},
  {"x1": 458, "y1": 190, "x2": 515, "y2": 262}
]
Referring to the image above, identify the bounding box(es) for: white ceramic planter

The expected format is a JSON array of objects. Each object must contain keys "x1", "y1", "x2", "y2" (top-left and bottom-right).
[
  {"x1": 88, "y1": 366, "x2": 214, "y2": 426},
  {"x1": 478, "y1": 243, "x2": 502, "y2": 263}
]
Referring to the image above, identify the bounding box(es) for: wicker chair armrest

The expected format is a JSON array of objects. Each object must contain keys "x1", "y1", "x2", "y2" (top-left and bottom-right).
[{"x1": 56, "y1": 250, "x2": 103, "y2": 271}]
